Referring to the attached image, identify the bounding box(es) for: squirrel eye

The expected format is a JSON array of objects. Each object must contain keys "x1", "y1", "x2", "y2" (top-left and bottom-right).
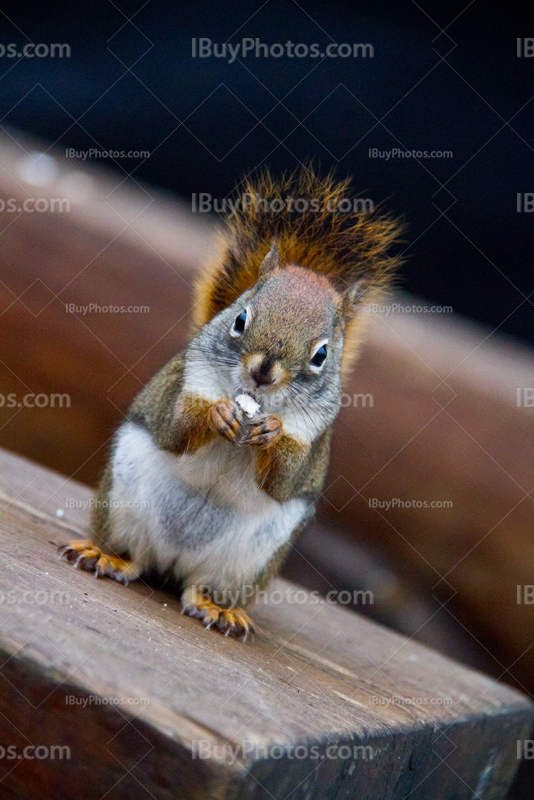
[
  {"x1": 231, "y1": 310, "x2": 247, "y2": 337},
  {"x1": 310, "y1": 344, "x2": 327, "y2": 370}
]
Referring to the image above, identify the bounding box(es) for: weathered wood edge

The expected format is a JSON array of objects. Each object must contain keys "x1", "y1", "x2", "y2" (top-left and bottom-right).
[
  {"x1": 1, "y1": 644, "x2": 532, "y2": 800},
  {"x1": 1, "y1": 447, "x2": 533, "y2": 799}
]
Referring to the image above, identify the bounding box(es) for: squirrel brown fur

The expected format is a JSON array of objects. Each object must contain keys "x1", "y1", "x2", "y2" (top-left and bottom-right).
[
  {"x1": 194, "y1": 168, "x2": 402, "y2": 374},
  {"x1": 58, "y1": 167, "x2": 404, "y2": 640}
]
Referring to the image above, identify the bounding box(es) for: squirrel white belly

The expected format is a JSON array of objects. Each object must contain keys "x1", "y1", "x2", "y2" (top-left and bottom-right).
[
  {"x1": 58, "y1": 168, "x2": 403, "y2": 639},
  {"x1": 108, "y1": 422, "x2": 307, "y2": 603}
]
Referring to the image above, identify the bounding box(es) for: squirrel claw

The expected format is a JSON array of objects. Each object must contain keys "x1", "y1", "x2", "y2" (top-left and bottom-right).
[
  {"x1": 56, "y1": 539, "x2": 138, "y2": 586},
  {"x1": 241, "y1": 414, "x2": 282, "y2": 448},
  {"x1": 181, "y1": 591, "x2": 255, "y2": 641},
  {"x1": 209, "y1": 399, "x2": 243, "y2": 443}
]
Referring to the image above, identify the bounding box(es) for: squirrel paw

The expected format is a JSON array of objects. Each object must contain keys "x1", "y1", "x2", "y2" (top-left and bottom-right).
[
  {"x1": 241, "y1": 413, "x2": 282, "y2": 448},
  {"x1": 181, "y1": 590, "x2": 255, "y2": 641},
  {"x1": 57, "y1": 539, "x2": 137, "y2": 586},
  {"x1": 209, "y1": 398, "x2": 243, "y2": 443}
]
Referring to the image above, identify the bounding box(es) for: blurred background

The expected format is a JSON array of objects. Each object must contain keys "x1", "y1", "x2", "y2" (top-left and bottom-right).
[
  {"x1": 0, "y1": 1, "x2": 532, "y2": 796},
  {"x1": 1, "y1": 0, "x2": 533, "y2": 342}
]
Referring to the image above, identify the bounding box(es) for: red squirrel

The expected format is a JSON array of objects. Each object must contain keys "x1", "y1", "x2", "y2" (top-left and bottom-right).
[{"x1": 59, "y1": 168, "x2": 403, "y2": 639}]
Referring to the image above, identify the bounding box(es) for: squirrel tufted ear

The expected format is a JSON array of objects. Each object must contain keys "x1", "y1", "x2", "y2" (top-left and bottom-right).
[
  {"x1": 258, "y1": 241, "x2": 279, "y2": 275},
  {"x1": 341, "y1": 279, "x2": 369, "y2": 317}
]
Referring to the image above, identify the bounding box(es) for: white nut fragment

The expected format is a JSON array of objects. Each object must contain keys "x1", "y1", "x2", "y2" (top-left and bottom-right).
[{"x1": 236, "y1": 393, "x2": 261, "y2": 418}]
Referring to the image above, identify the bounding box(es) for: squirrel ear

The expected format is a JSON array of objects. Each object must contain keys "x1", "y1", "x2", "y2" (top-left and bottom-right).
[
  {"x1": 259, "y1": 241, "x2": 279, "y2": 275},
  {"x1": 341, "y1": 279, "x2": 369, "y2": 317}
]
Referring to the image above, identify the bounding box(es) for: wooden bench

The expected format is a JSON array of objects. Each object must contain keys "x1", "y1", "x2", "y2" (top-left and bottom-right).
[{"x1": 0, "y1": 448, "x2": 532, "y2": 799}]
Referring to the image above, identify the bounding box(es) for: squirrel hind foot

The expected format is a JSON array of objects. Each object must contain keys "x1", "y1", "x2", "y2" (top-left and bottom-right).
[
  {"x1": 181, "y1": 588, "x2": 255, "y2": 641},
  {"x1": 57, "y1": 539, "x2": 138, "y2": 586}
]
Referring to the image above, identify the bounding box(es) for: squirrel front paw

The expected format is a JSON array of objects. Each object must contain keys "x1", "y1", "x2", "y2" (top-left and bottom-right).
[
  {"x1": 241, "y1": 413, "x2": 283, "y2": 448},
  {"x1": 209, "y1": 398, "x2": 243, "y2": 443}
]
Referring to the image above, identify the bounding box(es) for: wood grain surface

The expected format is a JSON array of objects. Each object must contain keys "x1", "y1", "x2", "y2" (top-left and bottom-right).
[{"x1": 0, "y1": 447, "x2": 532, "y2": 799}]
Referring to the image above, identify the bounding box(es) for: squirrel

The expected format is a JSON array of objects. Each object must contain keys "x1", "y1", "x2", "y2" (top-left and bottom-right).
[{"x1": 58, "y1": 168, "x2": 403, "y2": 640}]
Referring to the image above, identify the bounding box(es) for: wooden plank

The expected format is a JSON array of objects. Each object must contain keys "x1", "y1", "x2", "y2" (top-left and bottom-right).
[{"x1": 0, "y1": 448, "x2": 531, "y2": 799}]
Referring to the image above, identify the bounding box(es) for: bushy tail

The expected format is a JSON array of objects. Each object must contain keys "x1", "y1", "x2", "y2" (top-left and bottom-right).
[{"x1": 194, "y1": 167, "x2": 404, "y2": 330}]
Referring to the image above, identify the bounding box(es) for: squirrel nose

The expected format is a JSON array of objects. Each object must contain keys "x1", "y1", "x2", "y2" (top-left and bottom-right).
[
  {"x1": 250, "y1": 359, "x2": 275, "y2": 386},
  {"x1": 250, "y1": 368, "x2": 274, "y2": 386}
]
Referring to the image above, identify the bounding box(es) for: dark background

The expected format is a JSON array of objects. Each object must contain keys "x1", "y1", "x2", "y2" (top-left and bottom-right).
[{"x1": 1, "y1": 0, "x2": 532, "y2": 343}]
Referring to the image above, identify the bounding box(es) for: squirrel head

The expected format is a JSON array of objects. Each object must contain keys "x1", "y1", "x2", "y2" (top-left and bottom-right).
[
  {"x1": 193, "y1": 169, "x2": 404, "y2": 386},
  {"x1": 193, "y1": 243, "x2": 361, "y2": 416}
]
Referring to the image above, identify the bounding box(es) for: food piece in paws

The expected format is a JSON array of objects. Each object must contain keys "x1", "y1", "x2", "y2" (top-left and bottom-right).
[
  {"x1": 235, "y1": 393, "x2": 262, "y2": 444},
  {"x1": 235, "y1": 393, "x2": 261, "y2": 418}
]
